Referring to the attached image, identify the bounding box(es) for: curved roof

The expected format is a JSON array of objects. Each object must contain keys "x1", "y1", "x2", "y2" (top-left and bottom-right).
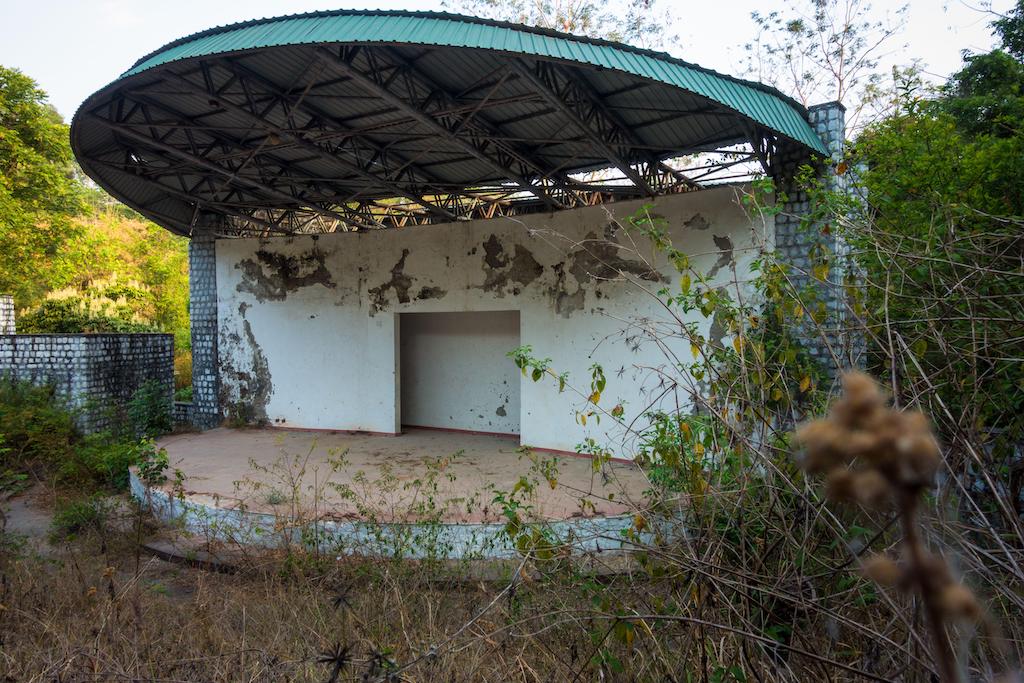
[{"x1": 72, "y1": 10, "x2": 826, "y2": 237}]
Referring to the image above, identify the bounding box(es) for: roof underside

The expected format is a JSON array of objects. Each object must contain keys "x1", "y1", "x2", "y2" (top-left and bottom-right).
[{"x1": 71, "y1": 10, "x2": 827, "y2": 238}]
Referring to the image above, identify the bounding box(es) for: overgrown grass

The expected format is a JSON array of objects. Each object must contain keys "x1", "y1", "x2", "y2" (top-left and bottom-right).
[{"x1": 0, "y1": 379, "x2": 170, "y2": 495}]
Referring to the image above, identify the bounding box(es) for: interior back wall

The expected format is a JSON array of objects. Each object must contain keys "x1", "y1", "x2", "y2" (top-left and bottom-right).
[{"x1": 215, "y1": 186, "x2": 769, "y2": 456}]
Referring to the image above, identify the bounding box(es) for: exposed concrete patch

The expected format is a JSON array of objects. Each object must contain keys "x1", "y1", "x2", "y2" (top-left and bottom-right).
[
  {"x1": 235, "y1": 248, "x2": 336, "y2": 302},
  {"x1": 707, "y1": 234, "x2": 735, "y2": 279},
  {"x1": 568, "y1": 232, "x2": 666, "y2": 285},
  {"x1": 684, "y1": 213, "x2": 710, "y2": 231},
  {"x1": 481, "y1": 235, "x2": 545, "y2": 296},
  {"x1": 368, "y1": 249, "x2": 412, "y2": 313},
  {"x1": 546, "y1": 262, "x2": 586, "y2": 317},
  {"x1": 219, "y1": 308, "x2": 273, "y2": 424},
  {"x1": 241, "y1": 319, "x2": 272, "y2": 423},
  {"x1": 483, "y1": 234, "x2": 506, "y2": 269},
  {"x1": 709, "y1": 307, "x2": 729, "y2": 348},
  {"x1": 416, "y1": 286, "x2": 447, "y2": 301}
]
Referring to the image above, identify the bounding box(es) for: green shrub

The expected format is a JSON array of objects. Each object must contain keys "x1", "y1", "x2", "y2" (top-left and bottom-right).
[
  {"x1": 134, "y1": 439, "x2": 170, "y2": 487},
  {"x1": 50, "y1": 495, "x2": 114, "y2": 541},
  {"x1": 0, "y1": 379, "x2": 77, "y2": 474},
  {"x1": 17, "y1": 297, "x2": 158, "y2": 334},
  {"x1": 72, "y1": 435, "x2": 139, "y2": 490},
  {"x1": 127, "y1": 379, "x2": 172, "y2": 438},
  {"x1": 0, "y1": 379, "x2": 165, "y2": 493}
]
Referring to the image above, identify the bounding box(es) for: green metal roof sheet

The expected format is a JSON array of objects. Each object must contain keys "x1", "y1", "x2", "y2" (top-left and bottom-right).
[{"x1": 122, "y1": 10, "x2": 826, "y2": 154}]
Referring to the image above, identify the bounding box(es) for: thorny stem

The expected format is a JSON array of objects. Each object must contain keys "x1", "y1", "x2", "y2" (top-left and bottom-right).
[{"x1": 900, "y1": 493, "x2": 960, "y2": 683}]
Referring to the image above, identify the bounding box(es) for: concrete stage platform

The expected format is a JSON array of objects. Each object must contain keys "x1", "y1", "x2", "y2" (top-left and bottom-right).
[{"x1": 132, "y1": 428, "x2": 655, "y2": 559}]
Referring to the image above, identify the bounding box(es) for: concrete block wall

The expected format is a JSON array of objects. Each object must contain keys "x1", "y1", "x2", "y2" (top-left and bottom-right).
[
  {"x1": 0, "y1": 334, "x2": 174, "y2": 433},
  {"x1": 0, "y1": 295, "x2": 14, "y2": 335},
  {"x1": 189, "y1": 233, "x2": 220, "y2": 429},
  {"x1": 774, "y1": 101, "x2": 861, "y2": 380},
  {"x1": 173, "y1": 400, "x2": 194, "y2": 425}
]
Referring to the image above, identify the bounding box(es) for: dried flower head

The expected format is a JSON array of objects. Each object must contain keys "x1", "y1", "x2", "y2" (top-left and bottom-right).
[
  {"x1": 862, "y1": 554, "x2": 902, "y2": 587},
  {"x1": 937, "y1": 583, "x2": 982, "y2": 623},
  {"x1": 851, "y1": 469, "x2": 892, "y2": 508},
  {"x1": 796, "y1": 372, "x2": 940, "y2": 502},
  {"x1": 795, "y1": 420, "x2": 848, "y2": 473},
  {"x1": 830, "y1": 371, "x2": 887, "y2": 430},
  {"x1": 795, "y1": 372, "x2": 981, "y2": 683}
]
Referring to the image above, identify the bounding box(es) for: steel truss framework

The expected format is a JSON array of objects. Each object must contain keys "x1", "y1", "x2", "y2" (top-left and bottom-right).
[{"x1": 76, "y1": 42, "x2": 808, "y2": 238}]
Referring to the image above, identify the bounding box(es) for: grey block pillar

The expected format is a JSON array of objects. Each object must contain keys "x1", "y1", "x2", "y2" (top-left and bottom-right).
[
  {"x1": 0, "y1": 295, "x2": 14, "y2": 334},
  {"x1": 189, "y1": 233, "x2": 220, "y2": 428},
  {"x1": 774, "y1": 101, "x2": 861, "y2": 381}
]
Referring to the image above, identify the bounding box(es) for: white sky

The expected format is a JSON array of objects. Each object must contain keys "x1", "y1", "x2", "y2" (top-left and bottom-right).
[{"x1": 0, "y1": 0, "x2": 1012, "y2": 120}]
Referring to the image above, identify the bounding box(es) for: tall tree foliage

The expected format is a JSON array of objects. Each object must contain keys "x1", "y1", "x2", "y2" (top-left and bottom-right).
[
  {"x1": 849, "y1": 2, "x2": 1024, "y2": 504},
  {"x1": 941, "y1": 1, "x2": 1024, "y2": 137},
  {"x1": 0, "y1": 67, "x2": 86, "y2": 305},
  {"x1": 0, "y1": 66, "x2": 190, "y2": 349},
  {"x1": 441, "y1": 0, "x2": 676, "y2": 49},
  {"x1": 742, "y1": 0, "x2": 907, "y2": 123}
]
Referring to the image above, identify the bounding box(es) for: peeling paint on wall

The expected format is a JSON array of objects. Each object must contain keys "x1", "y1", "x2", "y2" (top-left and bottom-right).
[
  {"x1": 568, "y1": 232, "x2": 667, "y2": 285},
  {"x1": 219, "y1": 310, "x2": 273, "y2": 424},
  {"x1": 235, "y1": 248, "x2": 336, "y2": 302},
  {"x1": 416, "y1": 286, "x2": 447, "y2": 301},
  {"x1": 684, "y1": 213, "x2": 710, "y2": 231},
  {"x1": 707, "y1": 234, "x2": 735, "y2": 279},
  {"x1": 368, "y1": 249, "x2": 413, "y2": 313},
  {"x1": 480, "y1": 235, "x2": 545, "y2": 296}
]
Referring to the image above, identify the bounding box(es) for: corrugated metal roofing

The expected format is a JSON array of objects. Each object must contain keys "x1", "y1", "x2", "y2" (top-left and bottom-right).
[
  {"x1": 70, "y1": 10, "x2": 831, "y2": 237},
  {"x1": 120, "y1": 10, "x2": 825, "y2": 154}
]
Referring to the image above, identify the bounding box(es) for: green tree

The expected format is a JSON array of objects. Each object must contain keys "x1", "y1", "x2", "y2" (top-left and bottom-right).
[
  {"x1": 742, "y1": 0, "x2": 907, "y2": 124},
  {"x1": 848, "y1": 4, "x2": 1024, "y2": 507},
  {"x1": 441, "y1": 0, "x2": 676, "y2": 49},
  {"x1": 941, "y1": 1, "x2": 1024, "y2": 137},
  {"x1": 0, "y1": 66, "x2": 86, "y2": 306}
]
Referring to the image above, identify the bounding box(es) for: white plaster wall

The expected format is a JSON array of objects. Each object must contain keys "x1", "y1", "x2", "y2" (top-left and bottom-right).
[
  {"x1": 400, "y1": 311, "x2": 520, "y2": 434},
  {"x1": 215, "y1": 185, "x2": 772, "y2": 455}
]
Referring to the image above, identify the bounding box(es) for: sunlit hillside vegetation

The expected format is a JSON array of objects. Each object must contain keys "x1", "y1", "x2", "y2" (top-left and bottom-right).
[{"x1": 0, "y1": 65, "x2": 189, "y2": 354}]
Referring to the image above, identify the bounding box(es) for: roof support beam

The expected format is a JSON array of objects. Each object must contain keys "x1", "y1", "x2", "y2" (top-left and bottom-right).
[
  {"x1": 314, "y1": 46, "x2": 568, "y2": 211},
  {"x1": 211, "y1": 59, "x2": 468, "y2": 215},
  {"x1": 88, "y1": 112, "x2": 376, "y2": 229},
  {"x1": 91, "y1": 155, "x2": 304, "y2": 235},
  {"x1": 118, "y1": 92, "x2": 392, "y2": 228},
  {"x1": 509, "y1": 59, "x2": 657, "y2": 195},
  {"x1": 555, "y1": 62, "x2": 700, "y2": 191},
  {"x1": 158, "y1": 67, "x2": 458, "y2": 222}
]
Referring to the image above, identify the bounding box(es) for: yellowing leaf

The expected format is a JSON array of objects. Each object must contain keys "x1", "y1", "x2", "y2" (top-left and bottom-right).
[
  {"x1": 732, "y1": 336, "x2": 743, "y2": 353},
  {"x1": 691, "y1": 343, "x2": 700, "y2": 359},
  {"x1": 680, "y1": 422, "x2": 692, "y2": 442},
  {"x1": 799, "y1": 375, "x2": 812, "y2": 392},
  {"x1": 694, "y1": 442, "x2": 705, "y2": 456},
  {"x1": 588, "y1": 390, "x2": 601, "y2": 405}
]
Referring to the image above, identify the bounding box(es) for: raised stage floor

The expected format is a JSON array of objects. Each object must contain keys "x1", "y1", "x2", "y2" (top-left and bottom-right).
[{"x1": 136, "y1": 428, "x2": 652, "y2": 558}]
